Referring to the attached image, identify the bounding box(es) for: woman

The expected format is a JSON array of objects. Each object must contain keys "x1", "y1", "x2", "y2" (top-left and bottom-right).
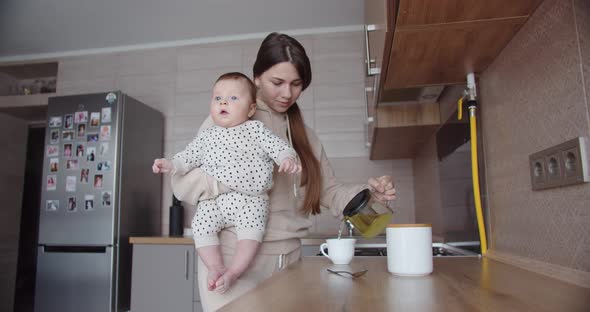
[{"x1": 172, "y1": 32, "x2": 396, "y2": 311}]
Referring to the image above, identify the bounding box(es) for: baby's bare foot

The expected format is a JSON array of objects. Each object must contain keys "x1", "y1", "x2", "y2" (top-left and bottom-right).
[
  {"x1": 207, "y1": 265, "x2": 227, "y2": 291},
  {"x1": 215, "y1": 269, "x2": 238, "y2": 294}
]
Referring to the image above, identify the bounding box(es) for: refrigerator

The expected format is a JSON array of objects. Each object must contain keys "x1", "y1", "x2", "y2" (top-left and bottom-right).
[{"x1": 34, "y1": 91, "x2": 163, "y2": 312}]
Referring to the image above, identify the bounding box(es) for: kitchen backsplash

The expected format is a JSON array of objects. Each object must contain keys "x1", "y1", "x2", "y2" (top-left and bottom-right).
[{"x1": 54, "y1": 31, "x2": 415, "y2": 235}]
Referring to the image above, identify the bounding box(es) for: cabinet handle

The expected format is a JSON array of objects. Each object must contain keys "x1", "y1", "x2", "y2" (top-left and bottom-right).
[
  {"x1": 364, "y1": 24, "x2": 381, "y2": 76},
  {"x1": 364, "y1": 84, "x2": 375, "y2": 148},
  {"x1": 185, "y1": 250, "x2": 189, "y2": 280}
]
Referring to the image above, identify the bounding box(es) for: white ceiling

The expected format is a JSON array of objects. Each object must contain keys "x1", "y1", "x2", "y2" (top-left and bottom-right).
[{"x1": 0, "y1": 0, "x2": 363, "y2": 60}]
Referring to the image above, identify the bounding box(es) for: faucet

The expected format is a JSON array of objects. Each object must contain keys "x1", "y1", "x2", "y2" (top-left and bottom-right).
[{"x1": 345, "y1": 219, "x2": 355, "y2": 237}]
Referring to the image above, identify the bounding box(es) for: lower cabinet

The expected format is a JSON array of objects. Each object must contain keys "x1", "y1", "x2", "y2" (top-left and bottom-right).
[{"x1": 130, "y1": 244, "x2": 203, "y2": 312}]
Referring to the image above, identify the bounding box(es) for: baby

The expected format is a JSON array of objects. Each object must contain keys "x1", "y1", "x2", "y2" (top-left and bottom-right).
[{"x1": 152, "y1": 72, "x2": 300, "y2": 293}]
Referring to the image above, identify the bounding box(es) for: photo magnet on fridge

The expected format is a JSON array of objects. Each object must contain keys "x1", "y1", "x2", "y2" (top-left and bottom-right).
[
  {"x1": 101, "y1": 107, "x2": 111, "y2": 123},
  {"x1": 66, "y1": 176, "x2": 76, "y2": 192},
  {"x1": 46, "y1": 175, "x2": 57, "y2": 191},
  {"x1": 67, "y1": 197, "x2": 77, "y2": 212},
  {"x1": 77, "y1": 124, "x2": 86, "y2": 138},
  {"x1": 80, "y1": 168, "x2": 89, "y2": 184},
  {"x1": 66, "y1": 159, "x2": 79, "y2": 170},
  {"x1": 50, "y1": 130, "x2": 60, "y2": 144},
  {"x1": 90, "y1": 112, "x2": 100, "y2": 127},
  {"x1": 99, "y1": 125, "x2": 111, "y2": 141},
  {"x1": 99, "y1": 143, "x2": 109, "y2": 156},
  {"x1": 75, "y1": 143, "x2": 85, "y2": 157},
  {"x1": 94, "y1": 174, "x2": 103, "y2": 189},
  {"x1": 49, "y1": 158, "x2": 59, "y2": 172},
  {"x1": 102, "y1": 191, "x2": 112, "y2": 207},
  {"x1": 63, "y1": 144, "x2": 73, "y2": 157},
  {"x1": 46, "y1": 200, "x2": 59, "y2": 211},
  {"x1": 49, "y1": 116, "x2": 62, "y2": 128},
  {"x1": 87, "y1": 133, "x2": 99, "y2": 142},
  {"x1": 74, "y1": 111, "x2": 88, "y2": 124},
  {"x1": 64, "y1": 114, "x2": 74, "y2": 129},
  {"x1": 86, "y1": 147, "x2": 96, "y2": 161},
  {"x1": 84, "y1": 195, "x2": 95, "y2": 211},
  {"x1": 62, "y1": 130, "x2": 74, "y2": 141},
  {"x1": 46, "y1": 145, "x2": 59, "y2": 157}
]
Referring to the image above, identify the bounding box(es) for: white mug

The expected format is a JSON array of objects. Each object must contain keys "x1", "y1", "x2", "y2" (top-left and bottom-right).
[
  {"x1": 386, "y1": 224, "x2": 432, "y2": 276},
  {"x1": 320, "y1": 238, "x2": 356, "y2": 265}
]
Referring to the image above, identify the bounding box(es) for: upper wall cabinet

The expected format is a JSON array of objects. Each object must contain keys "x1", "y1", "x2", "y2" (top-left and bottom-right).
[{"x1": 365, "y1": 0, "x2": 543, "y2": 159}]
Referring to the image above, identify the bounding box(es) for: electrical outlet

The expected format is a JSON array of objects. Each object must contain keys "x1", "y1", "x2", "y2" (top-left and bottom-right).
[{"x1": 529, "y1": 137, "x2": 589, "y2": 190}]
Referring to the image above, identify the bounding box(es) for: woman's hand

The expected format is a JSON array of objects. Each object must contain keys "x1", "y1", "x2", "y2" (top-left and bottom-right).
[
  {"x1": 368, "y1": 175, "x2": 396, "y2": 204},
  {"x1": 152, "y1": 158, "x2": 174, "y2": 174}
]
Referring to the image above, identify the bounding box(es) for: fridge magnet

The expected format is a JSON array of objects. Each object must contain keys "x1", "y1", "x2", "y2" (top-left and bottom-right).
[
  {"x1": 99, "y1": 125, "x2": 111, "y2": 141},
  {"x1": 94, "y1": 174, "x2": 103, "y2": 188},
  {"x1": 87, "y1": 133, "x2": 99, "y2": 142},
  {"x1": 74, "y1": 111, "x2": 88, "y2": 124},
  {"x1": 63, "y1": 144, "x2": 73, "y2": 157},
  {"x1": 67, "y1": 197, "x2": 77, "y2": 212},
  {"x1": 66, "y1": 159, "x2": 79, "y2": 170},
  {"x1": 64, "y1": 114, "x2": 74, "y2": 129},
  {"x1": 84, "y1": 195, "x2": 95, "y2": 211},
  {"x1": 46, "y1": 200, "x2": 59, "y2": 212},
  {"x1": 97, "y1": 161, "x2": 112, "y2": 171},
  {"x1": 49, "y1": 116, "x2": 62, "y2": 128},
  {"x1": 77, "y1": 124, "x2": 86, "y2": 137},
  {"x1": 50, "y1": 129, "x2": 60, "y2": 144},
  {"x1": 101, "y1": 107, "x2": 112, "y2": 123},
  {"x1": 76, "y1": 143, "x2": 85, "y2": 157},
  {"x1": 66, "y1": 176, "x2": 77, "y2": 192},
  {"x1": 46, "y1": 175, "x2": 57, "y2": 190},
  {"x1": 102, "y1": 191, "x2": 112, "y2": 207},
  {"x1": 49, "y1": 158, "x2": 59, "y2": 172},
  {"x1": 90, "y1": 112, "x2": 100, "y2": 127},
  {"x1": 62, "y1": 130, "x2": 74, "y2": 141},
  {"x1": 106, "y1": 92, "x2": 117, "y2": 105},
  {"x1": 80, "y1": 168, "x2": 89, "y2": 183},
  {"x1": 99, "y1": 142, "x2": 109, "y2": 156},
  {"x1": 86, "y1": 147, "x2": 96, "y2": 161},
  {"x1": 46, "y1": 145, "x2": 59, "y2": 157}
]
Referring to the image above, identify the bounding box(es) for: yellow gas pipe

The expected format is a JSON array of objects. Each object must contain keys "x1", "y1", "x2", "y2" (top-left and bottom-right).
[{"x1": 458, "y1": 75, "x2": 488, "y2": 255}]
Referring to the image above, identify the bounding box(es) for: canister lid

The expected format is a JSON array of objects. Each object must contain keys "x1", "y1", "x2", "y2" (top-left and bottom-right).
[{"x1": 387, "y1": 223, "x2": 432, "y2": 228}]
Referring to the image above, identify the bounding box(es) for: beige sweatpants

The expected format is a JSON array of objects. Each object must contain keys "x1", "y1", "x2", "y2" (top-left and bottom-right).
[{"x1": 196, "y1": 246, "x2": 301, "y2": 312}]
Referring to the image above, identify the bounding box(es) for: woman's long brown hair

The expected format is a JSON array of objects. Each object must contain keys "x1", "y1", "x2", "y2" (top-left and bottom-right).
[{"x1": 253, "y1": 33, "x2": 322, "y2": 215}]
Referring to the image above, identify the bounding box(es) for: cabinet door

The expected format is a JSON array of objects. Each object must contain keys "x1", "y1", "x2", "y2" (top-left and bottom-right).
[
  {"x1": 364, "y1": 0, "x2": 389, "y2": 77},
  {"x1": 131, "y1": 244, "x2": 194, "y2": 312}
]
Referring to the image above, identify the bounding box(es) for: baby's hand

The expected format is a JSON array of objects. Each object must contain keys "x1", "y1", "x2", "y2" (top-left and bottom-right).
[
  {"x1": 152, "y1": 158, "x2": 173, "y2": 173},
  {"x1": 278, "y1": 157, "x2": 301, "y2": 174}
]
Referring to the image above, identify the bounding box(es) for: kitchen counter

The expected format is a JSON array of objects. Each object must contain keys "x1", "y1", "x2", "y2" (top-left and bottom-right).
[
  {"x1": 218, "y1": 257, "x2": 590, "y2": 312},
  {"x1": 129, "y1": 235, "x2": 389, "y2": 246}
]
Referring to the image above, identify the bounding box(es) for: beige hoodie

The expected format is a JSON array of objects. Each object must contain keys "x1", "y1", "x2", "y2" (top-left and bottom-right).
[{"x1": 172, "y1": 99, "x2": 368, "y2": 255}]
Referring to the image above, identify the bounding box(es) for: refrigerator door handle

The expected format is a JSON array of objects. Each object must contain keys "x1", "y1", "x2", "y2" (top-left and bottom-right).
[
  {"x1": 42, "y1": 245, "x2": 108, "y2": 253},
  {"x1": 185, "y1": 250, "x2": 189, "y2": 280}
]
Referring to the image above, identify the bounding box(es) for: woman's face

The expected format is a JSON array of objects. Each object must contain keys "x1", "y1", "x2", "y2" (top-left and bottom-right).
[{"x1": 254, "y1": 62, "x2": 303, "y2": 113}]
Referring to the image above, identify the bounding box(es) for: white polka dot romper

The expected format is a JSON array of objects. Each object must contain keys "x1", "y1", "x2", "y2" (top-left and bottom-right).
[{"x1": 173, "y1": 120, "x2": 297, "y2": 248}]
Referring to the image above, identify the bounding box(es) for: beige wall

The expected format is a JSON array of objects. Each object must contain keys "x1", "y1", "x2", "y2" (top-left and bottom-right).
[
  {"x1": 53, "y1": 31, "x2": 415, "y2": 236},
  {"x1": 480, "y1": 0, "x2": 589, "y2": 272}
]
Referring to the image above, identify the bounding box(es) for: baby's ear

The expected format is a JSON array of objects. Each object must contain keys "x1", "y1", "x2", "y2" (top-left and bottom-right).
[{"x1": 248, "y1": 102, "x2": 257, "y2": 117}]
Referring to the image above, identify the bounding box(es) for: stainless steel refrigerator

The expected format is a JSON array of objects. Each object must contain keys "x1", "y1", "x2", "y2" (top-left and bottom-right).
[{"x1": 35, "y1": 91, "x2": 163, "y2": 312}]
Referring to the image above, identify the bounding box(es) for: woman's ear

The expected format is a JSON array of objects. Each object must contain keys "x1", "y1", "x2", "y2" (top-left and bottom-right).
[{"x1": 248, "y1": 103, "x2": 257, "y2": 118}]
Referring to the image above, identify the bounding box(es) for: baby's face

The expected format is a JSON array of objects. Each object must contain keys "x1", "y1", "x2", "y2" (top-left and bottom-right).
[{"x1": 210, "y1": 79, "x2": 256, "y2": 128}]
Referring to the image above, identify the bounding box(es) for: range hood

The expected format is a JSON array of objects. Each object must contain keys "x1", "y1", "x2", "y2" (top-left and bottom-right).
[{"x1": 379, "y1": 85, "x2": 445, "y2": 106}]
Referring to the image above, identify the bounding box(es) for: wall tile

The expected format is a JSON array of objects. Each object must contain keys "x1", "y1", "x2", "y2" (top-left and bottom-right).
[
  {"x1": 175, "y1": 91, "x2": 211, "y2": 116},
  {"x1": 177, "y1": 43, "x2": 242, "y2": 72},
  {"x1": 314, "y1": 107, "x2": 365, "y2": 133},
  {"x1": 176, "y1": 67, "x2": 239, "y2": 93},
  {"x1": 58, "y1": 54, "x2": 119, "y2": 81},
  {"x1": 314, "y1": 83, "x2": 364, "y2": 110},
  {"x1": 56, "y1": 78, "x2": 116, "y2": 96},
  {"x1": 479, "y1": 0, "x2": 590, "y2": 271},
  {"x1": 318, "y1": 132, "x2": 369, "y2": 158},
  {"x1": 117, "y1": 48, "x2": 177, "y2": 76}
]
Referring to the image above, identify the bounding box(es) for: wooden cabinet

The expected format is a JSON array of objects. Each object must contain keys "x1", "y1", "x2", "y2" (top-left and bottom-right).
[
  {"x1": 130, "y1": 244, "x2": 203, "y2": 312},
  {"x1": 363, "y1": 0, "x2": 543, "y2": 159}
]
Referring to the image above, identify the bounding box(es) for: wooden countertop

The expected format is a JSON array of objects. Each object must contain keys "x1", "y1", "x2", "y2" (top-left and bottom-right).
[
  {"x1": 128, "y1": 236, "x2": 388, "y2": 246},
  {"x1": 219, "y1": 257, "x2": 590, "y2": 312}
]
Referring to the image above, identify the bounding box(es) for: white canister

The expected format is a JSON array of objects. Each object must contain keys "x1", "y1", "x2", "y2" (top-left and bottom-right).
[{"x1": 386, "y1": 224, "x2": 432, "y2": 276}]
